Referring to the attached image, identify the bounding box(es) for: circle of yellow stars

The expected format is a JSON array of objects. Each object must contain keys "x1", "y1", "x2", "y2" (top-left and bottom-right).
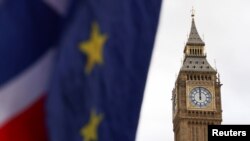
[
  {"x1": 79, "y1": 22, "x2": 108, "y2": 74},
  {"x1": 79, "y1": 22, "x2": 106, "y2": 141}
]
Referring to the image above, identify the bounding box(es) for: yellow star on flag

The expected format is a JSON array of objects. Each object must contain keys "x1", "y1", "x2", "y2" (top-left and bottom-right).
[
  {"x1": 79, "y1": 22, "x2": 108, "y2": 74},
  {"x1": 80, "y1": 110, "x2": 104, "y2": 141}
]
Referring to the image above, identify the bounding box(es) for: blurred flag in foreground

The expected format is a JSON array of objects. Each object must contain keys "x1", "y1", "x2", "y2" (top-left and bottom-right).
[
  {"x1": 0, "y1": 0, "x2": 70, "y2": 141},
  {"x1": 47, "y1": 0, "x2": 162, "y2": 141}
]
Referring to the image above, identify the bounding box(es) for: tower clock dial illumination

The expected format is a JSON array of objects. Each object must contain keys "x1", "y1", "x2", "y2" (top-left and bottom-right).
[{"x1": 189, "y1": 87, "x2": 212, "y2": 108}]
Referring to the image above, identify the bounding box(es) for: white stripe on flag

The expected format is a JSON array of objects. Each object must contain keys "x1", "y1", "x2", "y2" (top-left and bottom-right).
[
  {"x1": 44, "y1": 0, "x2": 69, "y2": 16},
  {"x1": 0, "y1": 49, "x2": 55, "y2": 127}
]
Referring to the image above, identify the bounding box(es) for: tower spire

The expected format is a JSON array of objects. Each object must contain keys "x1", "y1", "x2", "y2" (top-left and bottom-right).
[
  {"x1": 191, "y1": 7, "x2": 195, "y2": 18},
  {"x1": 186, "y1": 9, "x2": 205, "y2": 46}
]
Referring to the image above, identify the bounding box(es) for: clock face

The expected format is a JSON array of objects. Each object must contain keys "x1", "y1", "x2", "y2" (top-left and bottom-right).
[{"x1": 189, "y1": 87, "x2": 212, "y2": 108}]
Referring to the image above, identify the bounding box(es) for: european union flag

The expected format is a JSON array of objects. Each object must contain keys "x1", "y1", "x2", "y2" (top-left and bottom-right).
[{"x1": 47, "y1": 0, "x2": 162, "y2": 141}]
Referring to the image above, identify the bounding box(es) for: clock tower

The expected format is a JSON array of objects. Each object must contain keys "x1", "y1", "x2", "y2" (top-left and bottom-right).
[{"x1": 172, "y1": 13, "x2": 222, "y2": 141}]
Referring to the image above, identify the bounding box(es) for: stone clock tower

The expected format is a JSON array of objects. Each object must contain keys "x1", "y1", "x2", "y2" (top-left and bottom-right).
[{"x1": 172, "y1": 13, "x2": 222, "y2": 141}]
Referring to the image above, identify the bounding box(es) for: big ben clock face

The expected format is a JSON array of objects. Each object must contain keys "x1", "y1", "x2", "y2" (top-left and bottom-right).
[{"x1": 189, "y1": 87, "x2": 212, "y2": 108}]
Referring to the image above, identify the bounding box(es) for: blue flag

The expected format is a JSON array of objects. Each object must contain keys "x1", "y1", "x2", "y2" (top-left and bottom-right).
[
  {"x1": 0, "y1": 0, "x2": 64, "y2": 85},
  {"x1": 47, "y1": 0, "x2": 162, "y2": 141}
]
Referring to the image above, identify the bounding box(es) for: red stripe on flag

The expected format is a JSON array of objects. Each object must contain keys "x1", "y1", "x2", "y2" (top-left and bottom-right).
[{"x1": 0, "y1": 96, "x2": 48, "y2": 141}]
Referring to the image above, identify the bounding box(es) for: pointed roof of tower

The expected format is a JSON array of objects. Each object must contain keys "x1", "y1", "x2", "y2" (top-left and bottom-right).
[
  {"x1": 186, "y1": 13, "x2": 205, "y2": 46},
  {"x1": 181, "y1": 10, "x2": 216, "y2": 72}
]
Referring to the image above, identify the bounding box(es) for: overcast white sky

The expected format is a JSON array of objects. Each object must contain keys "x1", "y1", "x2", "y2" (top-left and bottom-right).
[{"x1": 136, "y1": 0, "x2": 250, "y2": 141}]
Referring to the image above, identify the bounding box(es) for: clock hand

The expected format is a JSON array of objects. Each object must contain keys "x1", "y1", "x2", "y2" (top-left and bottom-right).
[{"x1": 199, "y1": 88, "x2": 201, "y2": 100}]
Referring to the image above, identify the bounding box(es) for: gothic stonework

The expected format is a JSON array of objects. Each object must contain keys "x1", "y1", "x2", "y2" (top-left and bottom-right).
[{"x1": 172, "y1": 13, "x2": 222, "y2": 141}]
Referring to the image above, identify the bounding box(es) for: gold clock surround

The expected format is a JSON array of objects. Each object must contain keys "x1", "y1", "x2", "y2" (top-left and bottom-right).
[{"x1": 186, "y1": 84, "x2": 216, "y2": 111}]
